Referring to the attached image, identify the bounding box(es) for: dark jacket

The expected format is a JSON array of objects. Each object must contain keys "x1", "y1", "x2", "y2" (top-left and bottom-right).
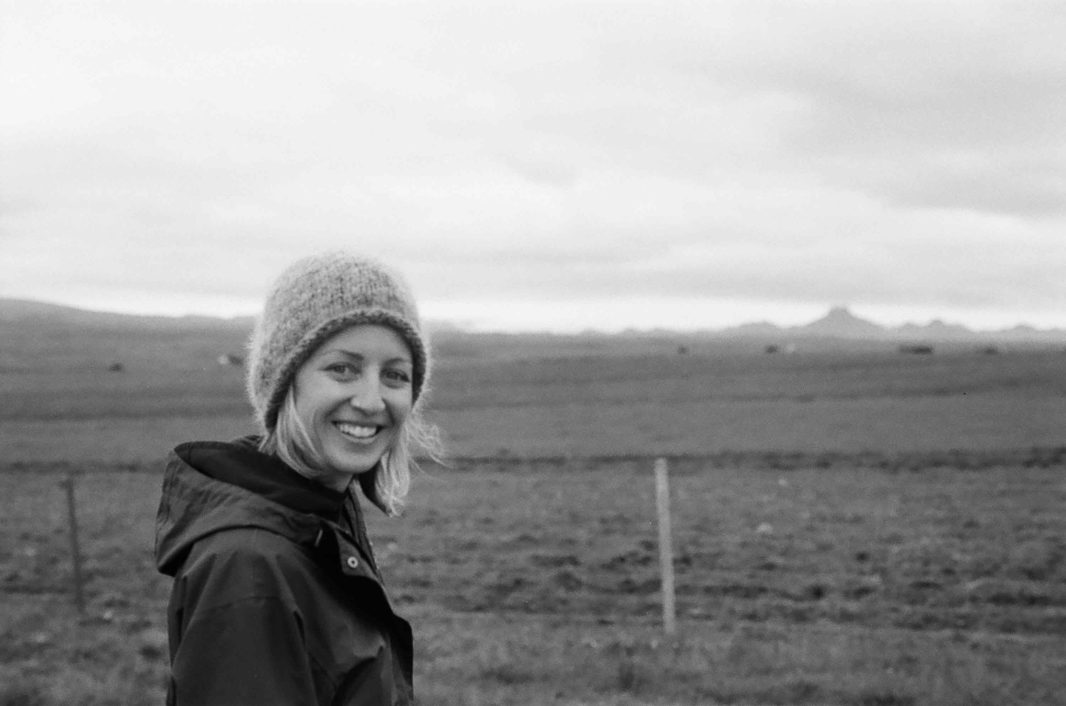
[{"x1": 155, "y1": 439, "x2": 413, "y2": 705}]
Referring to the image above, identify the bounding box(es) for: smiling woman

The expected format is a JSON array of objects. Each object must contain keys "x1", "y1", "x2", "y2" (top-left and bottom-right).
[
  {"x1": 154, "y1": 252, "x2": 442, "y2": 705},
  {"x1": 274, "y1": 324, "x2": 417, "y2": 493}
]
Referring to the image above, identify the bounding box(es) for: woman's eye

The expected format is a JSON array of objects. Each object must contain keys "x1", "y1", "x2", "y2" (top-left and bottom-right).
[
  {"x1": 326, "y1": 363, "x2": 358, "y2": 377},
  {"x1": 384, "y1": 369, "x2": 411, "y2": 384}
]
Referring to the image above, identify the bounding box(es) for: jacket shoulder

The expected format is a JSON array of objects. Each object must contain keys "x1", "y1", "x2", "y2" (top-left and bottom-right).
[{"x1": 177, "y1": 527, "x2": 320, "y2": 611}]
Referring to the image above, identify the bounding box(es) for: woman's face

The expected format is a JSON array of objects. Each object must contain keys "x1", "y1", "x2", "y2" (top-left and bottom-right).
[{"x1": 292, "y1": 324, "x2": 414, "y2": 483}]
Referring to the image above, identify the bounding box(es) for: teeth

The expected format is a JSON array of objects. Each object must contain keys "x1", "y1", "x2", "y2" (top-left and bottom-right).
[{"x1": 336, "y1": 422, "x2": 378, "y2": 439}]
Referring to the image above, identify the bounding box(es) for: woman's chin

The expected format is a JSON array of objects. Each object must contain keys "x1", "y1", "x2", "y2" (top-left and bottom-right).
[{"x1": 322, "y1": 443, "x2": 385, "y2": 477}]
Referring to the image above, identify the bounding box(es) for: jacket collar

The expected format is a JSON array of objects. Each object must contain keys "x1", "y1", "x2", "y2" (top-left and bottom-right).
[
  {"x1": 155, "y1": 439, "x2": 347, "y2": 576},
  {"x1": 154, "y1": 438, "x2": 407, "y2": 636},
  {"x1": 185, "y1": 436, "x2": 347, "y2": 517}
]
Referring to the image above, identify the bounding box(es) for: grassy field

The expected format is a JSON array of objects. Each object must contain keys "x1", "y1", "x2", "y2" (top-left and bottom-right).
[
  {"x1": 1, "y1": 326, "x2": 1065, "y2": 704},
  {"x1": 5, "y1": 343, "x2": 1066, "y2": 463}
]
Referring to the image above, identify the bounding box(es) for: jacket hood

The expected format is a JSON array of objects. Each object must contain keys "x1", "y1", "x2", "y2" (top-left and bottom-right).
[{"x1": 155, "y1": 441, "x2": 328, "y2": 576}]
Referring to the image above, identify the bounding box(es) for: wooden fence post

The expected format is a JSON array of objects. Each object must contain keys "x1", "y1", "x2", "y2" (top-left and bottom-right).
[
  {"x1": 654, "y1": 457, "x2": 676, "y2": 636},
  {"x1": 61, "y1": 470, "x2": 86, "y2": 615}
]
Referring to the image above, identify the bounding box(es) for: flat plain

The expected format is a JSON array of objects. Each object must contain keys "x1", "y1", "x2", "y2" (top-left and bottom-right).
[{"x1": 1, "y1": 320, "x2": 1064, "y2": 705}]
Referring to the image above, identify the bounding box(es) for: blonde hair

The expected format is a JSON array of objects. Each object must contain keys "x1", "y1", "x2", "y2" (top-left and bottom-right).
[{"x1": 258, "y1": 387, "x2": 443, "y2": 516}]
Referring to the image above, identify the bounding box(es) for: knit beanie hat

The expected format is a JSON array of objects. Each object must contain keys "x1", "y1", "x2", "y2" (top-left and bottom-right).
[{"x1": 246, "y1": 252, "x2": 429, "y2": 432}]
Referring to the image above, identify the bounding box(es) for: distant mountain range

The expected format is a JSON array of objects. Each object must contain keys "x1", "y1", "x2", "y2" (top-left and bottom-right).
[
  {"x1": 719, "y1": 305, "x2": 1066, "y2": 342},
  {"x1": 0, "y1": 298, "x2": 253, "y2": 329},
  {"x1": 1, "y1": 298, "x2": 1064, "y2": 342}
]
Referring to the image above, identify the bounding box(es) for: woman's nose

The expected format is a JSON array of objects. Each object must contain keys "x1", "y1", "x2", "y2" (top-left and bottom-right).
[{"x1": 348, "y1": 378, "x2": 386, "y2": 414}]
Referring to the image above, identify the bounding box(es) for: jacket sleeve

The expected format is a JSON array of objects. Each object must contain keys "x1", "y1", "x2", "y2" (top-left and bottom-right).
[{"x1": 171, "y1": 596, "x2": 318, "y2": 705}]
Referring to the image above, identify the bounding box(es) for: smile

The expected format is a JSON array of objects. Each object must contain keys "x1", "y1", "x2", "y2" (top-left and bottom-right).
[{"x1": 334, "y1": 421, "x2": 383, "y2": 442}]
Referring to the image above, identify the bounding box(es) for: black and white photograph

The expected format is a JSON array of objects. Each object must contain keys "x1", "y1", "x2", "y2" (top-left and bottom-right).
[{"x1": 2, "y1": 1, "x2": 1064, "y2": 704}]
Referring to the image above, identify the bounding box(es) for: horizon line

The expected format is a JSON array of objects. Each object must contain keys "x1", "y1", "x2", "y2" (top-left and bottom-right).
[{"x1": 3, "y1": 295, "x2": 1065, "y2": 338}]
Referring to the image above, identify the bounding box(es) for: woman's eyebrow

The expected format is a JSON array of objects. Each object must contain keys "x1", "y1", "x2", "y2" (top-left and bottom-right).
[
  {"x1": 320, "y1": 348, "x2": 364, "y2": 360},
  {"x1": 323, "y1": 348, "x2": 412, "y2": 365}
]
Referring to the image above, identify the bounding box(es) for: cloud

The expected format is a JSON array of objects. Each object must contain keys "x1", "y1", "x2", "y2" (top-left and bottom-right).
[
  {"x1": 1, "y1": 0, "x2": 1064, "y2": 328},
  {"x1": 698, "y1": 3, "x2": 1066, "y2": 217}
]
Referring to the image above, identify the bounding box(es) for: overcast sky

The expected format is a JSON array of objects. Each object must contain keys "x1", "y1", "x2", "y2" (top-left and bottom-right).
[{"x1": 2, "y1": 1, "x2": 1064, "y2": 332}]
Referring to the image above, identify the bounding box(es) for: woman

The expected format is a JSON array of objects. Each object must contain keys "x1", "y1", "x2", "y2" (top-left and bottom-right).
[{"x1": 155, "y1": 252, "x2": 440, "y2": 705}]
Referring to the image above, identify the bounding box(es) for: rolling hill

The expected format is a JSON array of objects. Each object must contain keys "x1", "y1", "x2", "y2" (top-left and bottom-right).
[{"x1": 2, "y1": 298, "x2": 1065, "y2": 352}]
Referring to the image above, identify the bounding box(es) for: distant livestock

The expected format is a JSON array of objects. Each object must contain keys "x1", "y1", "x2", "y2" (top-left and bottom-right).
[
  {"x1": 217, "y1": 354, "x2": 244, "y2": 367},
  {"x1": 107, "y1": 362, "x2": 124, "y2": 372},
  {"x1": 898, "y1": 344, "x2": 934, "y2": 355}
]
